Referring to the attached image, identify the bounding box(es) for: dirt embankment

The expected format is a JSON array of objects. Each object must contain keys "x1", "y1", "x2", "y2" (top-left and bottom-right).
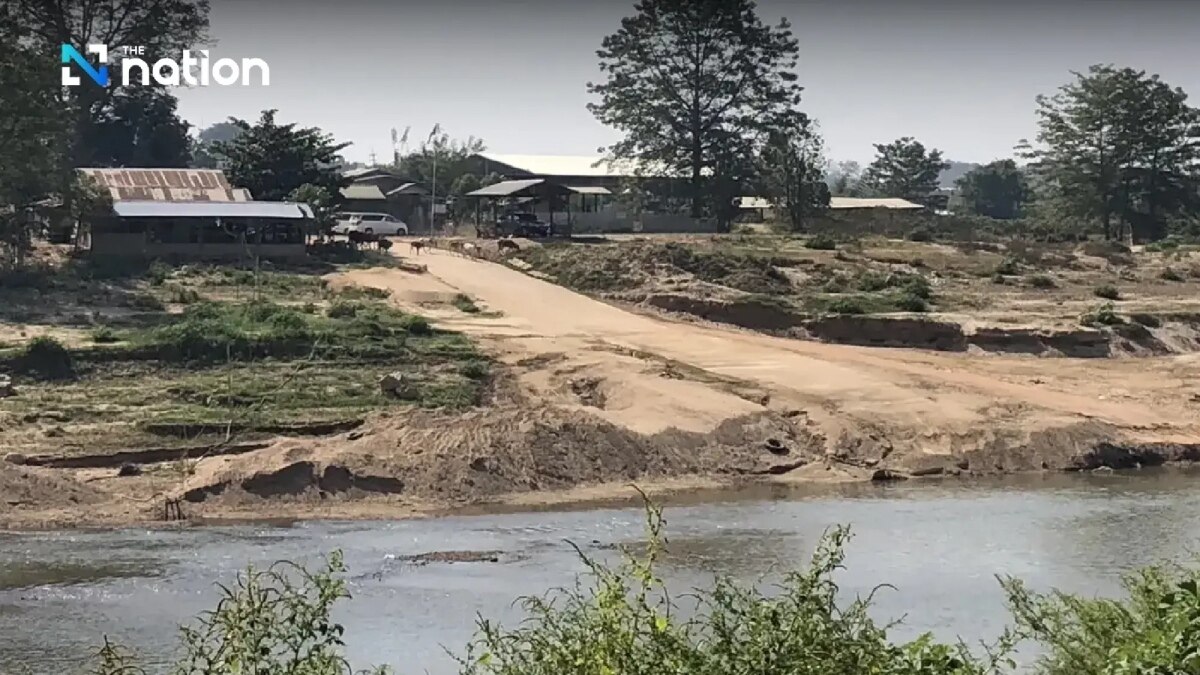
[
  {"x1": 640, "y1": 293, "x2": 1200, "y2": 357},
  {"x1": 5, "y1": 245, "x2": 1200, "y2": 529}
]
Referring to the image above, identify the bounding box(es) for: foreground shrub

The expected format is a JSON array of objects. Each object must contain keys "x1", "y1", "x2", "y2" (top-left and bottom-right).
[
  {"x1": 459, "y1": 502, "x2": 1010, "y2": 675},
  {"x1": 93, "y1": 552, "x2": 383, "y2": 675},
  {"x1": 86, "y1": 496, "x2": 1200, "y2": 675},
  {"x1": 15, "y1": 336, "x2": 75, "y2": 380},
  {"x1": 1004, "y1": 567, "x2": 1200, "y2": 675},
  {"x1": 805, "y1": 234, "x2": 837, "y2": 250}
]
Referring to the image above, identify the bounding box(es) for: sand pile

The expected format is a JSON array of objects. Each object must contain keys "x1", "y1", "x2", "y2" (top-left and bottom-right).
[
  {"x1": 0, "y1": 465, "x2": 105, "y2": 510},
  {"x1": 175, "y1": 404, "x2": 822, "y2": 507}
]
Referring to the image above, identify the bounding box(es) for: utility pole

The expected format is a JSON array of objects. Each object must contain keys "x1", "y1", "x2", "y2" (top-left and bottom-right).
[{"x1": 427, "y1": 124, "x2": 441, "y2": 235}]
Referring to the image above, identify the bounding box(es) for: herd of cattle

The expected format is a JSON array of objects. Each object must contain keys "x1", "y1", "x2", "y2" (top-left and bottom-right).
[{"x1": 343, "y1": 230, "x2": 521, "y2": 261}]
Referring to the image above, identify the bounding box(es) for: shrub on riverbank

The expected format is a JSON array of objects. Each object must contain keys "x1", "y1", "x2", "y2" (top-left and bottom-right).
[{"x1": 85, "y1": 496, "x2": 1200, "y2": 675}]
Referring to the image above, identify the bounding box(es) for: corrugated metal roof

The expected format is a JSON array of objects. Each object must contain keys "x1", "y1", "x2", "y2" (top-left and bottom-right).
[
  {"x1": 476, "y1": 153, "x2": 683, "y2": 178},
  {"x1": 829, "y1": 197, "x2": 924, "y2": 210},
  {"x1": 566, "y1": 185, "x2": 612, "y2": 195},
  {"x1": 113, "y1": 201, "x2": 311, "y2": 219},
  {"x1": 78, "y1": 168, "x2": 250, "y2": 202},
  {"x1": 341, "y1": 184, "x2": 388, "y2": 200},
  {"x1": 465, "y1": 179, "x2": 547, "y2": 197}
]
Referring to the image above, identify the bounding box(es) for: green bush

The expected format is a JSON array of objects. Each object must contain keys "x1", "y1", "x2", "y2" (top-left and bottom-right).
[
  {"x1": 1093, "y1": 284, "x2": 1121, "y2": 300},
  {"x1": 1160, "y1": 267, "x2": 1184, "y2": 282},
  {"x1": 804, "y1": 234, "x2": 837, "y2": 251},
  {"x1": 326, "y1": 301, "x2": 362, "y2": 319},
  {"x1": 460, "y1": 360, "x2": 490, "y2": 380},
  {"x1": 90, "y1": 326, "x2": 120, "y2": 344},
  {"x1": 1026, "y1": 274, "x2": 1057, "y2": 289},
  {"x1": 146, "y1": 260, "x2": 172, "y2": 286},
  {"x1": 459, "y1": 505, "x2": 1009, "y2": 675},
  {"x1": 85, "y1": 498, "x2": 1200, "y2": 675},
  {"x1": 126, "y1": 292, "x2": 167, "y2": 311},
  {"x1": 399, "y1": 314, "x2": 433, "y2": 335},
  {"x1": 453, "y1": 293, "x2": 481, "y2": 314},
  {"x1": 894, "y1": 291, "x2": 929, "y2": 312},
  {"x1": 16, "y1": 336, "x2": 75, "y2": 380},
  {"x1": 1004, "y1": 566, "x2": 1200, "y2": 675},
  {"x1": 994, "y1": 257, "x2": 1020, "y2": 276},
  {"x1": 1081, "y1": 302, "x2": 1123, "y2": 327},
  {"x1": 826, "y1": 297, "x2": 865, "y2": 315}
]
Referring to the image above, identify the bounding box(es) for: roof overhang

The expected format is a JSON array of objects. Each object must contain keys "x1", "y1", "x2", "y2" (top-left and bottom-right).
[{"x1": 112, "y1": 201, "x2": 312, "y2": 219}]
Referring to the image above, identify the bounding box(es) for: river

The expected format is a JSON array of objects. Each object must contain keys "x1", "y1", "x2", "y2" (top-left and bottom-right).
[{"x1": 4, "y1": 470, "x2": 1200, "y2": 674}]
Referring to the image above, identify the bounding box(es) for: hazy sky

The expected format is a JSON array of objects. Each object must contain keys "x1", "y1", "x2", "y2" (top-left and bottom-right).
[{"x1": 174, "y1": 0, "x2": 1200, "y2": 165}]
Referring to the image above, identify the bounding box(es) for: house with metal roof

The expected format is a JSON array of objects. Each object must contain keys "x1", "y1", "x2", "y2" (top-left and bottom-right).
[
  {"x1": 81, "y1": 167, "x2": 311, "y2": 260},
  {"x1": 465, "y1": 153, "x2": 718, "y2": 233},
  {"x1": 339, "y1": 167, "x2": 431, "y2": 229}
]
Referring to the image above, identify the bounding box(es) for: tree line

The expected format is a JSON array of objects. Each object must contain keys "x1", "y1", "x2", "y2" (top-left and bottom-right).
[
  {"x1": 4, "y1": 0, "x2": 1198, "y2": 267},
  {"x1": 590, "y1": 0, "x2": 1200, "y2": 241}
]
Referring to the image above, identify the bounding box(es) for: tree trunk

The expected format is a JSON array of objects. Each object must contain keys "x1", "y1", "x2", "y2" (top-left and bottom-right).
[{"x1": 690, "y1": 138, "x2": 704, "y2": 219}]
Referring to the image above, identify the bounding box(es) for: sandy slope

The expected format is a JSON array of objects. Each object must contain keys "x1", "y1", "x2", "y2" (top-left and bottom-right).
[
  {"x1": 6, "y1": 250, "x2": 1200, "y2": 530},
  {"x1": 341, "y1": 250, "x2": 1200, "y2": 468}
]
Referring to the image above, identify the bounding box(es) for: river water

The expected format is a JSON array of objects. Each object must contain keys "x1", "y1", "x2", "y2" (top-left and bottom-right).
[{"x1": 4, "y1": 470, "x2": 1200, "y2": 674}]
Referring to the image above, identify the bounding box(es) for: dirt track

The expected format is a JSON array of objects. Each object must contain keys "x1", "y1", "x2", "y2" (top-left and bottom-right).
[{"x1": 342, "y1": 249, "x2": 1200, "y2": 467}]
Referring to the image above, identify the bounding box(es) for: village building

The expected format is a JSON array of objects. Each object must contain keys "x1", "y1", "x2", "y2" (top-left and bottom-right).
[
  {"x1": 82, "y1": 168, "x2": 311, "y2": 260},
  {"x1": 339, "y1": 167, "x2": 431, "y2": 226}
]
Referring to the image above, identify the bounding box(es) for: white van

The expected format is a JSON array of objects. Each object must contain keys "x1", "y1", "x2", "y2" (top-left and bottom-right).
[{"x1": 333, "y1": 212, "x2": 409, "y2": 236}]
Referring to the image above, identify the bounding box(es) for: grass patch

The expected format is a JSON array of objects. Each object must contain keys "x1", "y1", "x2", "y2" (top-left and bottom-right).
[{"x1": 1093, "y1": 284, "x2": 1121, "y2": 300}]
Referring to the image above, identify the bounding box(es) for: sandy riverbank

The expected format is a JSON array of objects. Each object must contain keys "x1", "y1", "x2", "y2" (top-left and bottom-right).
[{"x1": 4, "y1": 246, "x2": 1200, "y2": 530}]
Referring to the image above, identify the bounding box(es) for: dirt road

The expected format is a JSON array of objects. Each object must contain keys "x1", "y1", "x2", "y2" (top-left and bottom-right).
[{"x1": 342, "y1": 250, "x2": 1200, "y2": 471}]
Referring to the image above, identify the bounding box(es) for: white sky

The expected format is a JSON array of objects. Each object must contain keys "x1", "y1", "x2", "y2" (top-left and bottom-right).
[{"x1": 174, "y1": 0, "x2": 1200, "y2": 165}]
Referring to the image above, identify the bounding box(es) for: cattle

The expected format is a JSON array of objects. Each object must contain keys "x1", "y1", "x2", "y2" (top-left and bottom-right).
[
  {"x1": 447, "y1": 241, "x2": 467, "y2": 256},
  {"x1": 410, "y1": 240, "x2": 427, "y2": 255}
]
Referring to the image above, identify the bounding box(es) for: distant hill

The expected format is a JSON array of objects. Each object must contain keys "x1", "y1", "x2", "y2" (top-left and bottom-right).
[{"x1": 939, "y1": 161, "x2": 981, "y2": 188}]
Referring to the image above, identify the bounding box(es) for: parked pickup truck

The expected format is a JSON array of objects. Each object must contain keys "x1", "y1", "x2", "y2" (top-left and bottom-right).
[{"x1": 495, "y1": 213, "x2": 551, "y2": 238}]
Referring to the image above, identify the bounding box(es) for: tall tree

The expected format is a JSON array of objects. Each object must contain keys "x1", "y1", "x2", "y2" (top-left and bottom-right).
[
  {"x1": 0, "y1": 16, "x2": 72, "y2": 268},
  {"x1": 955, "y1": 160, "x2": 1031, "y2": 220},
  {"x1": 757, "y1": 116, "x2": 829, "y2": 230},
  {"x1": 826, "y1": 160, "x2": 864, "y2": 197},
  {"x1": 862, "y1": 137, "x2": 950, "y2": 203},
  {"x1": 1022, "y1": 65, "x2": 1200, "y2": 242},
  {"x1": 213, "y1": 110, "x2": 350, "y2": 202},
  {"x1": 394, "y1": 128, "x2": 485, "y2": 198},
  {"x1": 192, "y1": 122, "x2": 243, "y2": 169},
  {"x1": 588, "y1": 0, "x2": 803, "y2": 217},
  {"x1": 83, "y1": 87, "x2": 192, "y2": 167},
  {"x1": 11, "y1": 0, "x2": 210, "y2": 167}
]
